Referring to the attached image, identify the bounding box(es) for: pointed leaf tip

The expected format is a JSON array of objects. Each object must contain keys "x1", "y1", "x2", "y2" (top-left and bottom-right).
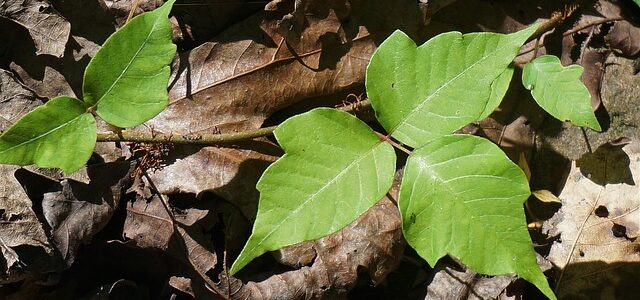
[
  {"x1": 400, "y1": 134, "x2": 555, "y2": 299},
  {"x1": 523, "y1": 54, "x2": 601, "y2": 132},
  {"x1": 366, "y1": 24, "x2": 539, "y2": 148},
  {"x1": 230, "y1": 108, "x2": 396, "y2": 274},
  {"x1": 82, "y1": 0, "x2": 177, "y2": 128},
  {"x1": 0, "y1": 96, "x2": 96, "y2": 173}
]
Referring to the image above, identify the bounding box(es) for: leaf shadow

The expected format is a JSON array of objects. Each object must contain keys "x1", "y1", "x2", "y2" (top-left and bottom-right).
[
  {"x1": 554, "y1": 261, "x2": 640, "y2": 300},
  {"x1": 576, "y1": 142, "x2": 635, "y2": 186}
]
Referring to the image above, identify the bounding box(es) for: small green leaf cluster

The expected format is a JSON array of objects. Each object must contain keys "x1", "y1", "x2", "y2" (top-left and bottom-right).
[
  {"x1": 0, "y1": 0, "x2": 177, "y2": 173},
  {"x1": 231, "y1": 24, "x2": 601, "y2": 300}
]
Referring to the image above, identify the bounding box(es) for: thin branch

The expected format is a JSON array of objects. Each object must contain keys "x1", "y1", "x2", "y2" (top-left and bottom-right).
[
  {"x1": 375, "y1": 132, "x2": 412, "y2": 155},
  {"x1": 97, "y1": 126, "x2": 277, "y2": 145},
  {"x1": 96, "y1": 99, "x2": 372, "y2": 145}
]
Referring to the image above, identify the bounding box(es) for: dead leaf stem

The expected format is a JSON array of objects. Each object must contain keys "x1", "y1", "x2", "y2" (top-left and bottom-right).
[{"x1": 555, "y1": 187, "x2": 603, "y2": 291}]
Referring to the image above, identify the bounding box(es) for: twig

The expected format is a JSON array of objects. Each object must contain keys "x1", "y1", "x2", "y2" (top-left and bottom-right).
[
  {"x1": 375, "y1": 132, "x2": 412, "y2": 155},
  {"x1": 96, "y1": 99, "x2": 372, "y2": 145},
  {"x1": 97, "y1": 126, "x2": 277, "y2": 145},
  {"x1": 142, "y1": 171, "x2": 230, "y2": 300},
  {"x1": 126, "y1": 0, "x2": 142, "y2": 24}
]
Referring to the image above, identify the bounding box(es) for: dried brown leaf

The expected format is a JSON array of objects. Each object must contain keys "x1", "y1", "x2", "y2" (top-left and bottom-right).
[
  {"x1": 544, "y1": 142, "x2": 640, "y2": 299},
  {"x1": 425, "y1": 264, "x2": 518, "y2": 300},
  {"x1": 0, "y1": 70, "x2": 57, "y2": 283},
  {"x1": 606, "y1": 20, "x2": 640, "y2": 57},
  {"x1": 147, "y1": 142, "x2": 280, "y2": 220},
  {"x1": 0, "y1": 69, "x2": 43, "y2": 128},
  {"x1": 135, "y1": 0, "x2": 426, "y2": 136},
  {"x1": 227, "y1": 196, "x2": 404, "y2": 299},
  {"x1": 0, "y1": 0, "x2": 70, "y2": 57},
  {"x1": 41, "y1": 162, "x2": 135, "y2": 266},
  {"x1": 123, "y1": 191, "x2": 218, "y2": 278}
]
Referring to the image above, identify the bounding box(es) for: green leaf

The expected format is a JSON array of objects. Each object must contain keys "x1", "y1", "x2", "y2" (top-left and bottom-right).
[
  {"x1": 478, "y1": 64, "x2": 514, "y2": 120},
  {"x1": 522, "y1": 55, "x2": 601, "y2": 131},
  {"x1": 230, "y1": 108, "x2": 396, "y2": 274},
  {"x1": 399, "y1": 134, "x2": 555, "y2": 300},
  {"x1": 0, "y1": 96, "x2": 96, "y2": 173},
  {"x1": 366, "y1": 24, "x2": 538, "y2": 148},
  {"x1": 82, "y1": 0, "x2": 176, "y2": 128}
]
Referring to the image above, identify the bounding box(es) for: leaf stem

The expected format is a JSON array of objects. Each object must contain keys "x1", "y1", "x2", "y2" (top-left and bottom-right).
[
  {"x1": 96, "y1": 99, "x2": 373, "y2": 145},
  {"x1": 375, "y1": 132, "x2": 412, "y2": 155}
]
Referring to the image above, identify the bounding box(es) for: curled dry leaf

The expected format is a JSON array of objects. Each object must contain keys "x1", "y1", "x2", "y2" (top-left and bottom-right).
[
  {"x1": 425, "y1": 263, "x2": 517, "y2": 300},
  {"x1": 544, "y1": 142, "x2": 640, "y2": 299},
  {"x1": 123, "y1": 191, "x2": 218, "y2": 281},
  {"x1": 41, "y1": 161, "x2": 135, "y2": 267},
  {"x1": 228, "y1": 197, "x2": 404, "y2": 299},
  {"x1": 0, "y1": 70, "x2": 56, "y2": 283},
  {"x1": 605, "y1": 20, "x2": 640, "y2": 57},
  {"x1": 0, "y1": 0, "x2": 71, "y2": 57}
]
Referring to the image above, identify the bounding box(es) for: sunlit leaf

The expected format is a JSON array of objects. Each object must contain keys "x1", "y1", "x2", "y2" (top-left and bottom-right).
[
  {"x1": 522, "y1": 55, "x2": 601, "y2": 131},
  {"x1": 399, "y1": 134, "x2": 555, "y2": 299},
  {"x1": 230, "y1": 108, "x2": 396, "y2": 274},
  {"x1": 366, "y1": 24, "x2": 538, "y2": 148},
  {"x1": 83, "y1": 0, "x2": 176, "y2": 128},
  {"x1": 478, "y1": 64, "x2": 515, "y2": 120},
  {"x1": 0, "y1": 96, "x2": 96, "y2": 173}
]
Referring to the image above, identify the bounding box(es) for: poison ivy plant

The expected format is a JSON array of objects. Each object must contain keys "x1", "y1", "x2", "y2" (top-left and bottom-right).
[
  {"x1": 523, "y1": 54, "x2": 601, "y2": 131},
  {"x1": 0, "y1": 6, "x2": 605, "y2": 298},
  {"x1": 365, "y1": 25, "x2": 538, "y2": 148},
  {"x1": 0, "y1": 0, "x2": 176, "y2": 172},
  {"x1": 229, "y1": 108, "x2": 397, "y2": 274}
]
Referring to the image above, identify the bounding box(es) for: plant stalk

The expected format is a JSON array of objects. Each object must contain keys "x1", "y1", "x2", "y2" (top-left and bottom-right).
[{"x1": 96, "y1": 99, "x2": 372, "y2": 145}]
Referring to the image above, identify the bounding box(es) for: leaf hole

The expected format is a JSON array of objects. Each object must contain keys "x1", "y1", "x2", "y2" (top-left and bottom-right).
[
  {"x1": 612, "y1": 223, "x2": 627, "y2": 238},
  {"x1": 391, "y1": 82, "x2": 395, "y2": 88},
  {"x1": 8, "y1": 214, "x2": 22, "y2": 222},
  {"x1": 594, "y1": 205, "x2": 609, "y2": 218}
]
